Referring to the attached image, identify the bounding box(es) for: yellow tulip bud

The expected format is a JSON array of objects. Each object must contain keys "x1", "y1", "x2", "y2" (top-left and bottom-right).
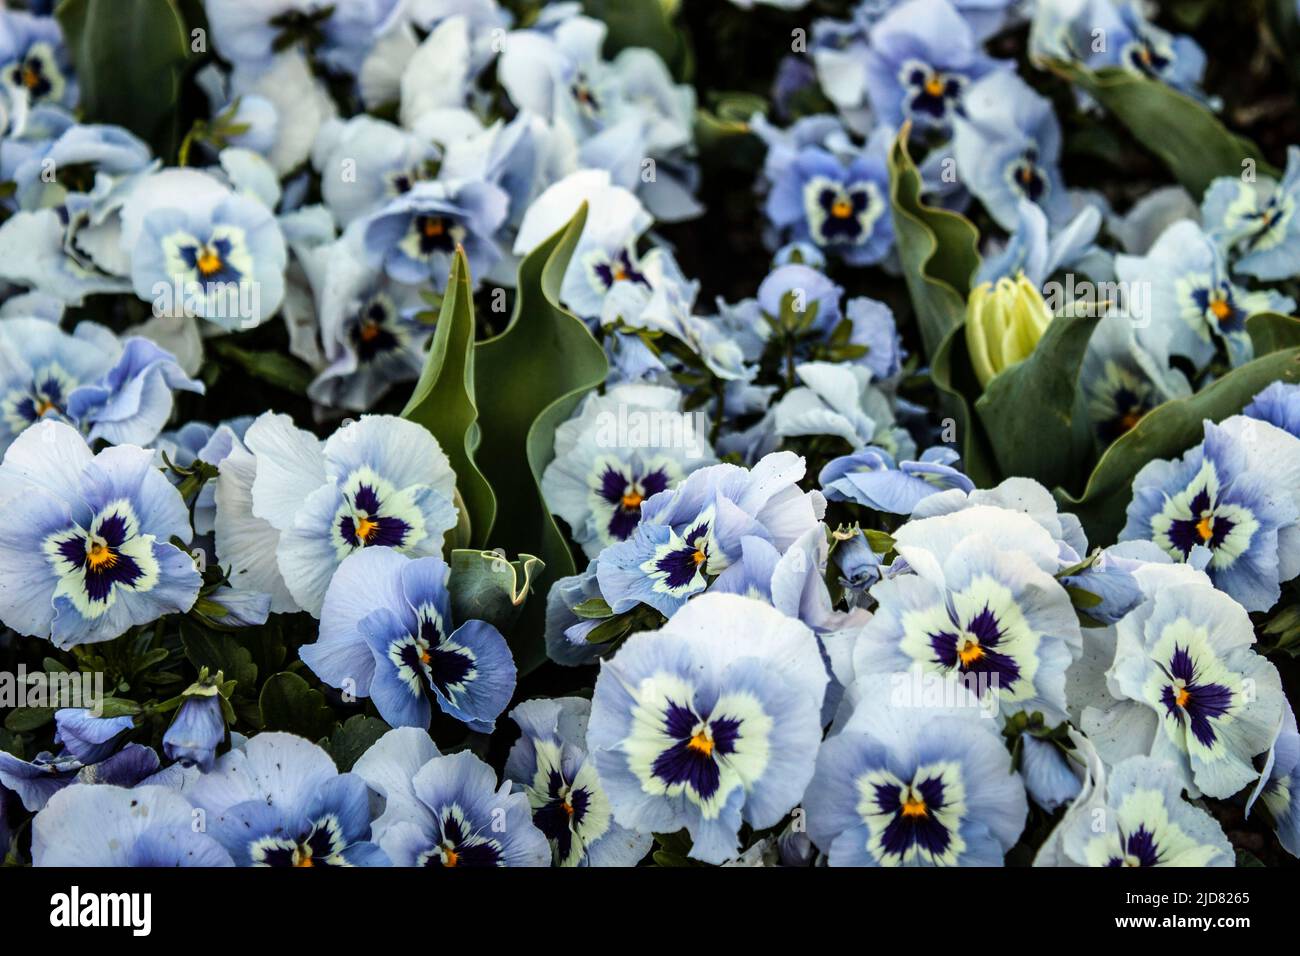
[{"x1": 964, "y1": 274, "x2": 1053, "y2": 388}]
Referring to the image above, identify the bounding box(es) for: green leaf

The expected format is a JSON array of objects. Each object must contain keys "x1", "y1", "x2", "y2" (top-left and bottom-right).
[
  {"x1": 446, "y1": 548, "x2": 545, "y2": 636},
  {"x1": 931, "y1": 324, "x2": 999, "y2": 488},
  {"x1": 179, "y1": 620, "x2": 257, "y2": 693},
  {"x1": 583, "y1": 0, "x2": 688, "y2": 78},
  {"x1": 209, "y1": 340, "x2": 315, "y2": 393},
  {"x1": 258, "y1": 672, "x2": 336, "y2": 740},
  {"x1": 571, "y1": 596, "x2": 614, "y2": 620},
  {"x1": 1054, "y1": 335, "x2": 1300, "y2": 545},
  {"x1": 975, "y1": 310, "x2": 1101, "y2": 490},
  {"x1": 401, "y1": 249, "x2": 496, "y2": 546},
  {"x1": 472, "y1": 205, "x2": 608, "y2": 673},
  {"x1": 56, "y1": 0, "x2": 191, "y2": 159},
  {"x1": 3, "y1": 706, "x2": 54, "y2": 733},
  {"x1": 1042, "y1": 61, "x2": 1275, "y2": 197},
  {"x1": 324, "y1": 715, "x2": 391, "y2": 772},
  {"x1": 1248, "y1": 311, "x2": 1300, "y2": 355},
  {"x1": 887, "y1": 126, "x2": 982, "y2": 361}
]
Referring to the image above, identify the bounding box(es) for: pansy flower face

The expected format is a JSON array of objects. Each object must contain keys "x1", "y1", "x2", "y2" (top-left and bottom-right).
[
  {"x1": 1004, "y1": 146, "x2": 1048, "y2": 204},
  {"x1": 5, "y1": 40, "x2": 65, "y2": 105},
  {"x1": 354, "y1": 743, "x2": 549, "y2": 868},
  {"x1": 898, "y1": 575, "x2": 1039, "y2": 705},
  {"x1": 164, "y1": 225, "x2": 252, "y2": 289},
  {"x1": 302, "y1": 548, "x2": 516, "y2": 733},
  {"x1": 898, "y1": 59, "x2": 966, "y2": 126},
  {"x1": 1121, "y1": 33, "x2": 1175, "y2": 82},
  {"x1": 330, "y1": 466, "x2": 426, "y2": 555},
  {"x1": 1088, "y1": 361, "x2": 1157, "y2": 443},
  {"x1": 347, "y1": 295, "x2": 406, "y2": 365},
  {"x1": 506, "y1": 699, "x2": 650, "y2": 868},
  {"x1": 805, "y1": 675, "x2": 1028, "y2": 867},
  {"x1": 1122, "y1": 417, "x2": 1300, "y2": 613},
  {"x1": 2, "y1": 362, "x2": 74, "y2": 435},
  {"x1": 638, "y1": 507, "x2": 718, "y2": 602},
  {"x1": 43, "y1": 498, "x2": 161, "y2": 621},
  {"x1": 1147, "y1": 458, "x2": 1258, "y2": 569},
  {"x1": 589, "y1": 454, "x2": 676, "y2": 545},
  {"x1": 1202, "y1": 147, "x2": 1300, "y2": 280},
  {"x1": 588, "y1": 595, "x2": 827, "y2": 864},
  {"x1": 803, "y1": 175, "x2": 884, "y2": 249},
  {"x1": 189, "y1": 734, "x2": 388, "y2": 868},
  {"x1": 856, "y1": 760, "x2": 966, "y2": 865},
  {"x1": 400, "y1": 213, "x2": 467, "y2": 264},
  {"x1": 584, "y1": 246, "x2": 650, "y2": 296},
  {"x1": 1107, "y1": 578, "x2": 1283, "y2": 798},
  {"x1": 0, "y1": 422, "x2": 201, "y2": 648},
  {"x1": 1042, "y1": 754, "x2": 1233, "y2": 867}
]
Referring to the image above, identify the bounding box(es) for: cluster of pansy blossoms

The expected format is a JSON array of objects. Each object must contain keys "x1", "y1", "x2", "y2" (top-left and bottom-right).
[{"x1": 0, "y1": 0, "x2": 1298, "y2": 873}]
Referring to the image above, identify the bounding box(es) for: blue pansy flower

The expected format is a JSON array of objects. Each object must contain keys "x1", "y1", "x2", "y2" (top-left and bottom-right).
[
  {"x1": 953, "y1": 71, "x2": 1070, "y2": 231},
  {"x1": 1035, "y1": 753, "x2": 1232, "y2": 867},
  {"x1": 588, "y1": 594, "x2": 828, "y2": 864},
  {"x1": 1121, "y1": 415, "x2": 1300, "y2": 612},
  {"x1": 862, "y1": 0, "x2": 1006, "y2": 135},
  {"x1": 978, "y1": 199, "x2": 1103, "y2": 286},
  {"x1": 163, "y1": 687, "x2": 227, "y2": 772},
  {"x1": 760, "y1": 123, "x2": 893, "y2": 265},
  {"x1": 126, "y1": 168, "x2": 288, "y2": 329},
  {"x1": 854, "y1": 506, "x2": 1082, "y2": 719},
  {"x1": 505, "y1": 696, "x2": 653, "y2": 867},
  {"x1": 33, "y1": 784, "x2": 234, "y2": 866},
  {"x1": 1116, "y1": 220, "x2": 1293, "y2": 370},
  {"x1": 544, "y1": 560, "x2": 609, "y2": 668},
  {"x1": 1078, "y1": 312, "x2": 1191, "y2": 447},
  {"x1": 594, "y1": 451, "x2": 826, "y2": 617},
  {"x1": 0, "y1": 317, "x2": 202, "y2": 454},
  {"x1": 1097, "y1": 574, "x2": 1283, "y2": 798},
  {"x1": 1201, "y1": 146, "x2": 1300, "y2": 281},
  {"x1": 12, "y1": 123, "x2": 152, "y2": 211},
  {"x1": 363, "y1": 178, "x2": 509, "y2": 290},
  {"x1": 1029, "y1": 0, "x2": 1207, "y2": 100},
  {"x1": 213, "y1": 413, "x2": 458, "y2": 616},
  {"x1": 772, "y1": 361, "x2": 913, "y2": 455},
  {"x1": 312, "y1": 115, "x2": 441, "y2": 228},
  {"x1": 821, "y1": 446, "x2": 974, "y2": 515},
  {"x1": 1247, "y1": 704, "x2": 1300, "y2": 858},
  {"x1": 542, "y1": 384, "x2": 715, "y2": 559},
  {"x1": 53, "y1": 709, "x2": 134, "y2": 764},
  {"x1": 352, "y1": 727, "x2": 550, "y2": 867},
  {"x1": 300, "y1": 546, "x2": 516, "y2": 733},
  {"x1": 203, "y1": 0, "x2": 403, "y2": 77},
  {"x1": 0, "y1": 742, "x2": 160, "y2": 812},
  {"x1": 0, "y1": 8, "x2": 75, "y2": 109},
  {"x1": 185, "y1": 732, "x2": 388, "y2": 867},
  {"x1": 1245, "y1": 381, "x2": 1300, "y2": 438},
  {"x1": 805, "y1": 674, "x2": 1028, "y2": 866},
  {"x1": 0, "y1": 421, "x2": 201, "y2": 648}
]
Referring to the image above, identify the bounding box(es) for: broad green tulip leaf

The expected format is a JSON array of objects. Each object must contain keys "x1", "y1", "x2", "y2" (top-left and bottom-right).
[
  {"x1": 931, "y1": 323, "x2": 999, "y2": 488},
  {"x1": 1043, "y1": 61, "x2": 1275, "y2": 196},
  {"x1": 447, "y1": 548, "x2": 545, "y2": 636},
  {"x1": 472, "y1": 205, "x2": 608, "y2": 673},
  {"x1": 975, "y1": 310, "x2": 1101, "y2": 490},
  {"x1": 583, "y1": 0, "x2": 689, "y2": 78},
  {"x1": 1054, "y1": 334, "x2": 1300, "y2": 545},
  {"x1": 887, "y1": 126, "x2": 982, "y2": 361},
  {"x1": 401, "y1": 249, "x2": 496, "y2": 547},
  {"x1": 56, "y1": 0, "x2": 190, "y2": 158},
  {"x1": 1248, "y1": 311, "x2": 1300, "y2": 355}
]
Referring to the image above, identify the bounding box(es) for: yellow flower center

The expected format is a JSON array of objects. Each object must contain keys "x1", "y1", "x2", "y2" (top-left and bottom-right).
[
  {"x1": 1196, "y1": 515, "x2": 1214, "y2": 542},
  {"x1": 1208, "y1": 297, "x2": 1232, "y2": 321},
  {"x1": 86, "y1": 541, "x2": 116, "y2": 571},
  {"x1": 958, "y1": 638, "x2": 984, "y2": 666},
  {"x1": 923, "y1": 75, "x2": 945, "y2": 97},
  {"x1": 21, "y1": 65, "x2": 41, "y2": 90},
  {"x1": 691, "y1": 548, "x2": 706, "y2": 565},
  {"x1": 442, "y1": 847, "x2": 459, "y2": 867},
  {"x1": 901, "y1": 793, "x2": 928, "y2": 818},
  {"x1": 1175, "y1": 686, "x2": 1191, "y2": 708},
  {"x1": 620, "y1": 490, "x2": 643, "y2": 510},
  {"x1": 34, "y1": 397, "x2": 57, "y2": 417},
  {"x1": 1119, "y1": 409, "x2": 1144, "y2": 432},
  {"x1": 830, "y1": 198, "x2": 853, "y2": 219},
  {"x1": 196, "y1": 248, "x2": 223, "y2": 276},
  {"x1": 355, "y1": 515, "x2": 379, "y2": 542},
  {"x1": 687, "y1": 731, "x2": 714, "y2": 756},
  {"x1": 422, "y1": 217, "x2": 446, "y2": 238},
  {"x1": 358, "y1": 321, "x2": 381, "y2": 343}
]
